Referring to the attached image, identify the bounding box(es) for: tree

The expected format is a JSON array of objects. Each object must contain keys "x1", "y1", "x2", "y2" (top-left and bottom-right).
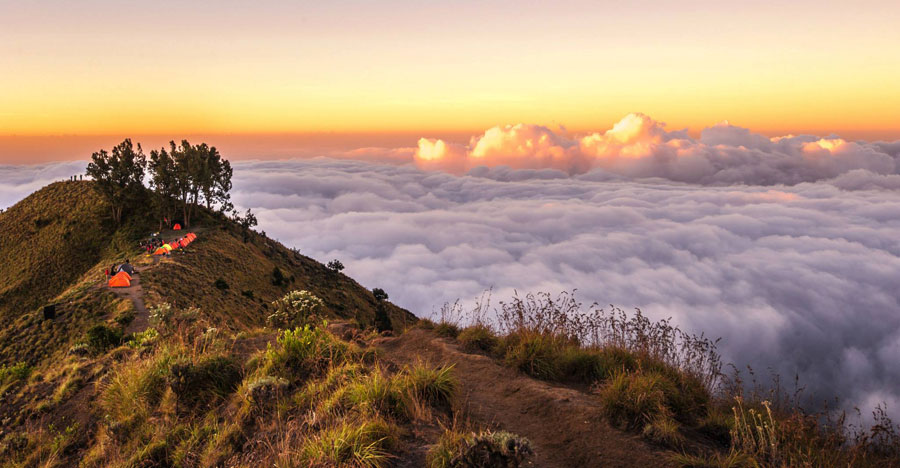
[
  {"x1": 327, "y1": 260, "x2": 345, "y2": 273},
  {"x1": 373, "y1": 288, "x2": 393, "y2": 332},
  {"x1": 168, "y1": 140, "x2": 231, "y2": 228},
  {"x1": 85, "y1": 139, "x2": 146, "y2": 224},
  {"x1": 231, "y1": 208, "x2": 257, "y2": 243},
  {"x1": 148, "y1": 146, "x2": 178, "y2": 230}
]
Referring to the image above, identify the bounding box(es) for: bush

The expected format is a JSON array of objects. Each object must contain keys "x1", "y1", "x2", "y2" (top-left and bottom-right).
[
  {"x1": 271, "y1": 267, "x2": 287, "y2": 286},
  {"x1": 86, "y1": 324, "x2": 123, "y2": 353},
  {"x1": 434, "y1": 322, "x2": 460, "y2": 339},
  {"x1": 458, "y1": 325, "x2": 498, "y2": 354},
  {"x1": 245, "y1": 376, "x2": 290, "y2": 413},
  {"x1": 398, "y1": 364, "x2": 457, "y2": 412},
  {"x1": 264, "y1": 325, "x2": 353, "y2": 383},
  {"x1": 167, "y1": 356, "x2": 242, "y2": 410},
  {"x1": 0, "y1": 362, "x2": 31, "y2": 385},
  {"x1": 430, "y1": 430, "x2": 533, "y2": 468},
  {"x1": 598, "y1": 370, "x2": 680, "y2": 429},
  {"x1": 503, "y1": 334, "x2": 561, "y2": 381},
  {"x1": 266, "y1": 290, "x2": 325, "y2": 330},
  {"x1": 214, "y1": 278, "x2": 229, "y2": 290}
]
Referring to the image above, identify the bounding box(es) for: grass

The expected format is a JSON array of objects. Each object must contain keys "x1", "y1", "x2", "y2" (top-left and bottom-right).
[{"x1": 437, "y1": 290, "x2": 900, "y2": 467}]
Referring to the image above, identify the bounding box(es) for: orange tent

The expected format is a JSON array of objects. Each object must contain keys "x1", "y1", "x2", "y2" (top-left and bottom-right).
[
  {"x1": 153, "y1": 247, "x2": 167, "y2": 255},
  {"x1": 187, "y1": 233, "x2": 196, "y2": 240},
  {"x1": 171, "y1": 240, "x2": 181, "y2": 248},
  {"x1": 173, "y1": 224, "x2": 182, "y2": 230},
  {"x1": 108, "y1": 271, "x2": 131, "y2": 288}
]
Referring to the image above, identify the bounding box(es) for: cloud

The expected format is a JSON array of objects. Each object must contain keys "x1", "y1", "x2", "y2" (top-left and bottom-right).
[
  {"x1": 413, "y1": 114, "x2": 900, "y2": 184},
  {"x1": 0, "y1": 161, "x2": 86, "y2": 209},
  {"x1": 228, "y1": 158, "x2": 900, "y2": 419}
]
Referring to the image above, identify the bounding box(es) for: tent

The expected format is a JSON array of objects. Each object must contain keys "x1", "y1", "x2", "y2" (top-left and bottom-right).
[
  {"x1": 153, "y1": 247, "x2": 167, "y2": 255},
  {"x1": 163, "y1": 244, "x2": 173, "y2": 251},
  {"x1": 173, "y1": 224, "x2": 182, "y2": 230},
  {"x1": 119, "y1": 263, "x2": 135, "y2": 275},
  {"x1": 109, "y1": 271, "x2": 131, "y2": 287},
  {"x1": 186, "y1": 233, "x2": 196, "y2": 240}
]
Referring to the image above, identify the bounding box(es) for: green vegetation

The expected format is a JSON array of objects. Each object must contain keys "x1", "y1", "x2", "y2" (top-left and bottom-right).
[
  {"x1": 435, "y1": 291, "x2": 900, "y2": 467},
  {"x1": 428, "y1": 429, "x2": 533, "y2": 468}
]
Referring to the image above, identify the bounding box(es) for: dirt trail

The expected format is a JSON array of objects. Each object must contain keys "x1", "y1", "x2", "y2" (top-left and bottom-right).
[
  {"x1": 106, "y1": 228, "x2": 206, "y2": 333},
  {"x1": 377, "y1": 329, "x2": 675, "y2": 468},
  {"x1": 106, "y1": 256, "x2": 157, "y2": 334}
]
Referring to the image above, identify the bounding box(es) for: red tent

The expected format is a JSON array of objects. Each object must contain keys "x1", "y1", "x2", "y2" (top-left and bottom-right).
[
  {"x1": 153, "y1": 247, "x2": 167, "y2": 255},
  {"x1": 173, "y1": 223, "x2": 182, "y2": 230},
  {"x1": 108, "y1": 271, "x2": 131, "y2": 288}
]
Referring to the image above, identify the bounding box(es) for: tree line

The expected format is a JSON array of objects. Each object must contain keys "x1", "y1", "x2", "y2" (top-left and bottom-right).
[{"x1": 86, "y1": 139, "x2": 233, "y2": 228}]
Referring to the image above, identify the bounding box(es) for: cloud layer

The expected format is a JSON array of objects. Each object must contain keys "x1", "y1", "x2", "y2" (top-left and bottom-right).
[
  {"x1": 229, "y1": 158, "x2": 900, "y2": 417},
  {"x1": 3, "y1": 115, "x2": 900, "y2": 419},
  {"x1": 414, "y1": 114, "x2": 900, "y2": 185}
]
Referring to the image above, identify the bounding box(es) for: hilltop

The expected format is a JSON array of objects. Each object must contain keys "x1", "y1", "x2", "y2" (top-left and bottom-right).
[{"x1": 0, "y1": 181, "x2": 897, "y2": 468}]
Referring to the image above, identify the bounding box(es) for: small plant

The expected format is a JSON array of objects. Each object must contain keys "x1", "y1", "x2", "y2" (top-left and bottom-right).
[
  {"x1": 167, "y1": 356, "x2": 242, "y2": 411},
  {"x1": 127, "y1": 328, "x2": 159, "y2": 348},
  {"x1": 149, "y1": 302, "x2": 174, "y2": 327},
  {"x1": 271, "y1": 267, "x2": 287, "y2": 286},
  {"x1": 327, "y1": 259, "x2": 345, "y2": 273},
  {"x1": 240, "y1": 289, "x2": 255, "y2": 299},
  {"x1": 214, "y1": 278, "x2": 229, "y2": 290},
  {"x1": 299, "y1": 419, "x2": 395, "y2": 467},
  {"x1": 266, "y1": 290, "x2": 325, "y2": 329},
  {"x1": 85, "y1": 324, "x2": 123, "y2": 353},
  {"x1": 434, "y1": 430, "x2": 533, "y2": 468},
  {"x1": 398, "y1": 364, "x2": 457, "y2": 412},
  {"x1": 264, "y1": 324, "x2": 353, "y2": 383},
  {"x1": 0, "y1": 361, "x2": 31, "y2": 385},
  {"x1": 458, "y1": 324, "x2": 498, "y2": 354}
]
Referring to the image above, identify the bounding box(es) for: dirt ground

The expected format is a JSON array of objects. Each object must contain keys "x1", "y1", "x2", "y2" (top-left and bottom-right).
[{"x1": 377, "y1": 328, "x2": 674, "y2": 468}]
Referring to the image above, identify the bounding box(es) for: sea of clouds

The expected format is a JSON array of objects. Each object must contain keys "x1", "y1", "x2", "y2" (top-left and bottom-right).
[{"x1": 2, "y1": 114, "x2": 899, "y2": 418}]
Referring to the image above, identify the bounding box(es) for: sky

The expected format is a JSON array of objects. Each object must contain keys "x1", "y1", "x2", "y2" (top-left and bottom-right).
[{"x1": 2, "y1": 0, "x2": 900, "y2": 163}]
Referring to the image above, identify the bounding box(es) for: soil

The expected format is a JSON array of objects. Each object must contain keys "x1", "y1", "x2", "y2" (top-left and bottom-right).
[{"x1": 377, "y1": 328, "x2": 675, "y2": 468}]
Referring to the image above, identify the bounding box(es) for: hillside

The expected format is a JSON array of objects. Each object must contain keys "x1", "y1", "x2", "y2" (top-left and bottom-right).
[{"x1": 1, "y1": 181, "x2": 897, "y2": 468}]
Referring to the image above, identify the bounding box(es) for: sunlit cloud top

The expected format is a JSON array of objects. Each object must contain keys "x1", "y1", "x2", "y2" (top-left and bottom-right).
[{"x1": 2, "y1": 0, "x2": 900, "y2": 144}]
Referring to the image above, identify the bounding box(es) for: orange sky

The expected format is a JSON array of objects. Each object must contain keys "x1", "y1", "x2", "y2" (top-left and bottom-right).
[{"x1": 2, "y1": 1, "x2": 899, "y2": 161}]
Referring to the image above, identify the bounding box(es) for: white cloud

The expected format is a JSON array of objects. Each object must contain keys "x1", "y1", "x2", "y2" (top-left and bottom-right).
[{"x1": 230, "y1": 158, "x2": 900, "y2": 418}]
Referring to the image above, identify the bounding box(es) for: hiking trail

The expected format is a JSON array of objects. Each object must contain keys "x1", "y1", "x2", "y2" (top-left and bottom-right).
[{"x1": 377, "y1": 328, "x2": 675, "y2": 468}]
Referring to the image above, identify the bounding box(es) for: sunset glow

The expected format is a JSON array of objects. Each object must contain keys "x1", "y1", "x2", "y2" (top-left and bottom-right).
[{"x1": 2, "y1": 0, "x2": 900, "y2": 155}]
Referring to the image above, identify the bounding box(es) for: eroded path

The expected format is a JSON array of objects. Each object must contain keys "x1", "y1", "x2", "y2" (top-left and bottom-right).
[
  {"x1": 378, "y1": 328, "x2": 675, "y2": 468},
  {"x1": 106, "y1": 255, "x2": 160, "y2": 334}
]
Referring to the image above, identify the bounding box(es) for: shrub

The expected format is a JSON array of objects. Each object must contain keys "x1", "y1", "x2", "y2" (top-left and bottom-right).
[
  {"x1": 167, "y1": 356, "x2": 242, "y2": 410},
  {"x1": 240, "y1": 289, "x2": 255, "y2": 299},
  {"x1": 245, "y1": 376, "x2": 290, "y2": 413},
  {"x1": 434, "y1": 322, "x2": 460, "y2": 339},
  {"x1": 85, "y1": 324, "x2": 123, "y2": 353},
  {"x1": 0, "y1": 362, "x2": 31, "y2": 385},
  {"x1": 264, "y1": 324, "x2": 352, "y2": 383},
  {"x1": 458, "y1": 325, "x2": 498, "y2": 354},
  {"x1": 431, "y1": 430, "x2": 533, "y2": 468},
  {"x1": 266, "y1": 290, "x2": 325, "y2": 330},
  {"x1": 345, "y1": 371, "x2": 403, "y2": 417},
  {"x1": 598, "y1": 370, "x2": 681, "y2": 429},
  {"x1": 398, "y1": 364, "x2": 457, "y2": 412},
  {"x1": 503, "y1": 334, "x2": 560, "y2": 381},
  {"x1": 127, "y1": 328, "x2": 159, "y2": 349},
  {"x1": 271, "y1": 267, "x2": 287, "y2": 286},
  {"x1": 214, "y1": 278, "x2": 229, "y2": 290}
]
